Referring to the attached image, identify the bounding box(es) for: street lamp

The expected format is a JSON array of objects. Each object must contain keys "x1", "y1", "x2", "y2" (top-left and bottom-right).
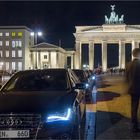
[
  {"x1": 31, "y1": 31, "x2": 42, "y2": 69},
  {"x1": 83, "y1": 64, "x2": 89, "y2": 69}
]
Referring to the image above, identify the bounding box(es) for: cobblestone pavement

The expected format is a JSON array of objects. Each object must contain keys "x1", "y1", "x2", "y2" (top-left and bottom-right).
[{"x1": 96, "y1": 74, "x2": 140, "y2": 140}]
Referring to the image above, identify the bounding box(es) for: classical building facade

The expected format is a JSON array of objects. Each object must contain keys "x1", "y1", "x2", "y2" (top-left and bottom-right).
[
  {"x1": 30, "y1": 42, "x2": 74, "y2": 69},
  {"x1": 73, "y1": 5, "x2": 140, "y2": 71},
  {"x1": 0, "y1": 26, "x2": 74, "y2": 72},
  {"x1": 0, "y1": 26, "x2": 34, "y2": 73}
]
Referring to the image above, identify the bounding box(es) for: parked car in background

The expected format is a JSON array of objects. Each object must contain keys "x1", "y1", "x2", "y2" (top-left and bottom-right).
[
  {"x1": 72, "y1": 69, "x2": 93, "y2": 100},
  {"x1": 72, "y1": 69, "x2": 88, "y2": 83},
  {"x1": 0, "y1": 69, "x2": 86, "y2": 139}
]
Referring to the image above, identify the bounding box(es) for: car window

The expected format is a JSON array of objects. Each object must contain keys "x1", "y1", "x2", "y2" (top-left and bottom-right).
[{"x1": 2, "y1": 71, "x2": 68, "y2": 92}]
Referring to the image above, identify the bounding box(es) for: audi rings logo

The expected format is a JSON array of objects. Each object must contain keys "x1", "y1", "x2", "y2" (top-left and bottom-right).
[{"x1": 0, "y1": 118, "x2": 22, "y2": 126}]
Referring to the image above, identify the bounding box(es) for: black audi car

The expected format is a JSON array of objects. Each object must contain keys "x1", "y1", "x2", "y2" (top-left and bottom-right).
[{"x1": 0, "y1": 69, "x2": 86, "y2": 139}]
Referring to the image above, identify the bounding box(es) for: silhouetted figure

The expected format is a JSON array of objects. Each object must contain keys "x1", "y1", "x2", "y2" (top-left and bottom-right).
[
  {"x1": 126, "y1": 48, "x2": 140, "y2": 133},
  {"x1": 110, "y1": 68, "x2": 113, "y2": 75}
]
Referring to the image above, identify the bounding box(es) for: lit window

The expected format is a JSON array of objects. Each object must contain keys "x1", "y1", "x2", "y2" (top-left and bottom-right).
[
  {"x1": 12, "y1": 41, "x2": 22, "y2": 48},
  {"x1": 12, "y1": 41, "x2": 15, "y2": 48},
  {"x1": 18, "y1": 62, "x2": 22, "y2": 71},
  {"x1": 6, "y1": 51, "x2": 9, "y2": 57},
  {"x1": 16, "y1": 41, "x2": 18, "y2": 47},
  {"x1": 12, "y1": 32, "x2": 16, "y2": 37},
  {"x1": 12, "y1": 62, "x2": 16, "y2": 70},
  {"x1": 12, "y1": 51, "x2": 15, "y2": 57},
  {"x1": 0, "y1": 41, "x2": 2, "y2": 46},
  {"x1": 0, "y1": 33, "x2": 3, "y2": 36},
  {"x1": 19, "y1": 41, "x2": 22, "y2": 47},
  {"x1": 18, "y1": 32, "x2": 22, "y2": 37},
  {"x1": 6, "y1": 41, "x2": 9, "y2": 46},
  {"x1": 44, "y1": 55, "x2": 47, "y2": 59},
  {"x1": 5, "y1": 32, "x2": 9, "y2": 36},
  {"x1": 6, "y1": 62, "x2": 9, "y2": 71},
  {"x1": 18, "y1": 50, "x2": 22, "y2": 57},
  {"x1": 0, "y1": 51, "x2": 2, "y2": 57}
]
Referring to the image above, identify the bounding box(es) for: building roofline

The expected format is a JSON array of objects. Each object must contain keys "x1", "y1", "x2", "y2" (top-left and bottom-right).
[
  {"x1": 33, "y1": 42, "x2": 59, "y2": 48},
  {"x1": 31, "y1": 42, "x2": 66, "y2": 53},
  {"x1": 0, "y1": 26, "x2": 32, "y2": 32}
]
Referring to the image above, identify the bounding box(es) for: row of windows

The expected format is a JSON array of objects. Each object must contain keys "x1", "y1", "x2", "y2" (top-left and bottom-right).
[
  {"x1": 0, "y1": 50, "x2": 22, "y2": 57},
  {"x1": 0, "y1": 41, "x2": 22, "y2": 47},
  {"x1": 0, "y1": 62, "x2": 22, "y2": 71},
  {"x1": 0, "y1": 32, "x2": 22, "y2": 37}
]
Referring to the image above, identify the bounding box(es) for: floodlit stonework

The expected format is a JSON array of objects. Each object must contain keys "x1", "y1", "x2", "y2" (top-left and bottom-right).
[
  {"x1": 30, "y1": 42, "x2": 74, "y2": 69},
  {"x1": 73, "y1": 5, "x2": 140, "y2": 71}
]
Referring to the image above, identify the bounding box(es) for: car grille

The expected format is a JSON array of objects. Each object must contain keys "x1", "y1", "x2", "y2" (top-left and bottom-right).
[{"x1": 0, "y1": 113, "x2": 42, "y2": 139}]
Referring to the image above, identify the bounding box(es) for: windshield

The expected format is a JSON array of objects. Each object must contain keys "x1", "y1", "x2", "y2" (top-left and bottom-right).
[{"x1": 2, "y1": 70, "x2": 68, "y2": 92}]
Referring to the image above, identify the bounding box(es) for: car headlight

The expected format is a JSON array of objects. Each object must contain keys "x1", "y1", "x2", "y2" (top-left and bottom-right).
[
  {"x1": 92, "y1": 76, "x2": 96, "y2": 80},
  {"x1": 85, "y1": 83, "x2": 89, "y2": 88},
  {"x1": 46, "y1": 108, "x2": 72, "y2": 123}
]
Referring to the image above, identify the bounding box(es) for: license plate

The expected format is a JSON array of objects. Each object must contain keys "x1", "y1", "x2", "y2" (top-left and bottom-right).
[{"x1": 0, "y1": 130, "x2": 29, "y2": 138}]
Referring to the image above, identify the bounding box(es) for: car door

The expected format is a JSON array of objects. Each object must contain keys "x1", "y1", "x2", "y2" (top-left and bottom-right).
[{"x1": 68, "y1": 70, "x2": 86, "y2": 119}]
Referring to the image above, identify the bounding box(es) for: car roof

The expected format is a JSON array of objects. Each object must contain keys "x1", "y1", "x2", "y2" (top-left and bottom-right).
[{"x1": 16, "y1": 68, "x2": 70, "y2": 74}]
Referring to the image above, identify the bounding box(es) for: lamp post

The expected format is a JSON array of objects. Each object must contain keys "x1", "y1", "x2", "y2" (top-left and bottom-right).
[{"x1": 31, "y1": 31, "x2": 42, "y2": 69}]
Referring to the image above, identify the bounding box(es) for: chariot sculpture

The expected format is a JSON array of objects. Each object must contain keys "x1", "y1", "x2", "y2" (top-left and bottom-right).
[{"x1": 105, "y1": 5, "x2": 124, "y2": 24}]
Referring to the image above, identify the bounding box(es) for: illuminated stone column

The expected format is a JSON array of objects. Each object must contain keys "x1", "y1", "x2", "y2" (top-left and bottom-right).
[
  {"x1": 71, "y1": 55, "x2": 74, "y2": 69},
  {"x1": 89, "y1": 41, "x2": 94, "y2": 70},
  {"x1": 30, "y1": 52, "x2": 34, "y2": 69},
  {"x1": 33, "y1": 52, "x2": 36, "y2": 69},
  {"x1": 102, "y1": 41, "x2": 107, "y2": 72},
  {"x1": 132, "y1": 40, "x2": 136, "y2": 60},
  {"x1": 38, "y1": 51, "x2": 41, "y2": 69},
  {"x1": 74, "y1": 41, "x2": 81, "y2": 69},
  {"x1": 119, "y1": 41, "x2": 125, "y2": 69},
  {"x1": 37, "y1": 51, "x2": 39, "y2": 69},
  {"x1": 56, "y1": 51, "x2": 59, "y2": 68},
  {"x1": 49, "y1": 52, "x2": 51, "y2": 68},
  {"x1": 135, "y1": 42, "x2": 139, "y2": 48}
]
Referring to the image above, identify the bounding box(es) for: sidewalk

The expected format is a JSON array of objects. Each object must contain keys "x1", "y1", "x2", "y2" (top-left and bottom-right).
[{"x1": 95, "y1": 74, "x2": 140, "y2": 140}]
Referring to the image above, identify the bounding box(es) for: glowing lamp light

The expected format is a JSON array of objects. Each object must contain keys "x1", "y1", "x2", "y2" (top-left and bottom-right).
[
  {"x1": 38, "y1": 32, "x2": 42, "y2": 36},
  {"x1": 83, "y1": 64, "x2": 86, "y2": 68},
  {"x1": 30, "y1": 32, "x2": 42, "y2": 36},
  {"x1": 30, "y1": 32, "x2": 34, "y2": 36}
]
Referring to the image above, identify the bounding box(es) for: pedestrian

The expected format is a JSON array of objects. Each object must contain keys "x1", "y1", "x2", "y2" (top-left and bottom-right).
[
  {"x1": 110, "y1": 68, "x2": 113, "y2": 75},
  {"x1": 126, "y1": 48, "x2": 140, "y2": 133}
]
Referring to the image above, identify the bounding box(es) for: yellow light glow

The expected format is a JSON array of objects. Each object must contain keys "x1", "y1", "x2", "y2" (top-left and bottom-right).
[
  {"x1": 12, "y1": 32, "x2": 16, "y2": 37},
  {"x1": 18, "y1": 32, "x2": 22, "y2": 37}
]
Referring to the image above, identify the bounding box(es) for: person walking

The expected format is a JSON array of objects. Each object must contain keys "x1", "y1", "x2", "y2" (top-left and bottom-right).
[{"x1": 126, "y1": 48, "x2": 140, "y2": 133}]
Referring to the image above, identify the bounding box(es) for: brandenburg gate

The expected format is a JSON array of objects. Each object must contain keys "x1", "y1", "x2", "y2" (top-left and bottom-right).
[{"x1": 74, "y1": 5, "x2": 140, "y2": 71}]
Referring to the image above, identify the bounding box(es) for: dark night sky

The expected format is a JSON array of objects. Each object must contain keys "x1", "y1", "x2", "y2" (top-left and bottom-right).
[{"x1": 0, "y1": 1, "x2": 140, "y2": 49}]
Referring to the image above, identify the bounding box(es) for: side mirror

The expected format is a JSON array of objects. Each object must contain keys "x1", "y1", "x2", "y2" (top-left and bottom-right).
[{"x1": 74, "y1": 83, "x2": 86, "y2": 90}]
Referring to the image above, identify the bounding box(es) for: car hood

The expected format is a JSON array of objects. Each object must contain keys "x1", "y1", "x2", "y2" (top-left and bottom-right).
[{"x1": 0, "y1": 91, "x2": 76, "y2": 114}]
